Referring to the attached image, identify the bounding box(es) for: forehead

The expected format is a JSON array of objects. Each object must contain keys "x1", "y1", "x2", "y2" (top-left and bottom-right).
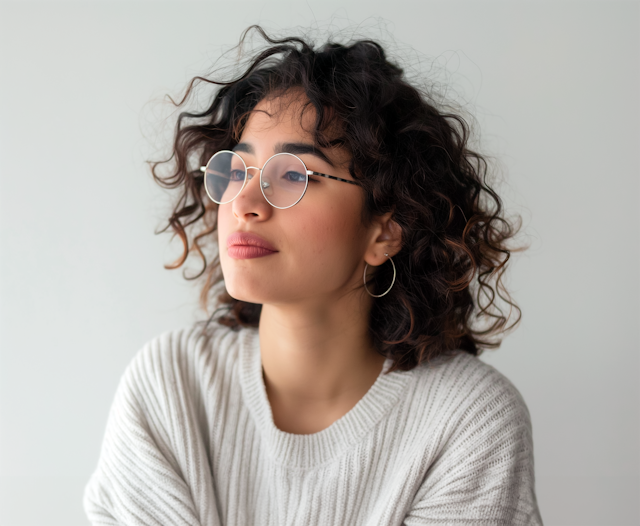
[
  {"x1": 242, "y1": 91, "x2": 316, "y2": 140},
  {"x1": 239, "y1": 91, "x2": 351, "y2": 170}
]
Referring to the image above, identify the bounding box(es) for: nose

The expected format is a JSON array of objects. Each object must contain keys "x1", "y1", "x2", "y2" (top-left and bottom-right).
[{"x1": 230, "y1": 167, "x2": 272, "y2": 222}]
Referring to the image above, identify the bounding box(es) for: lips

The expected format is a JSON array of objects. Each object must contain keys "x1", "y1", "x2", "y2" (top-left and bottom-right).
[{"x1": 227, "y1": 231, "x2": 278, "y2": 259}]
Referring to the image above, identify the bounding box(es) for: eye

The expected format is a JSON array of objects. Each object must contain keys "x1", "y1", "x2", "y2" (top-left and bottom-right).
[
  {"x1": 229, "y1": 169, "x2": 245, "y2": 181},
  {"x1": 282, "y1": 170, "x2": 307, "y2": 183}
]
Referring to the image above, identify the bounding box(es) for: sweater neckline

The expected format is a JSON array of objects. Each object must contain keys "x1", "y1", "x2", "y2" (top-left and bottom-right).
[{"x1": 238, "y1": 327, "x2": 412, "y2": 469}]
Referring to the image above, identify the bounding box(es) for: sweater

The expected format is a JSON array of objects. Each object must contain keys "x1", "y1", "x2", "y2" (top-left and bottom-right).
[{"x1": 83, "y1": 322, "x2": 543, "y2": 525}]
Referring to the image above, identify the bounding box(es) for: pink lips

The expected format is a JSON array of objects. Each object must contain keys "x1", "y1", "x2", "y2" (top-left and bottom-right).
[{"x1": 227, "y1": 232, "x2": 278, "y2": 260}]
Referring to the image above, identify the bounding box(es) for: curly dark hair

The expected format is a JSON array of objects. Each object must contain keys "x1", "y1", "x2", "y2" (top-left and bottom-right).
[{"x1": 151, "y1": 26, "x2": 521, "y2": 373}]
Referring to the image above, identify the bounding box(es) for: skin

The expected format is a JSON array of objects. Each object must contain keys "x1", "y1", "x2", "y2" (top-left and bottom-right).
[{"x1": 217, "y1": 91, "x2": 402, "y2": 434}]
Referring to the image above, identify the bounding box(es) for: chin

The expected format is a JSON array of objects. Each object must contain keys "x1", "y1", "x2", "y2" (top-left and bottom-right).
[
  {"x1": 225, "y1": 277, "x2": 305, "y2": 307},
  {"x1": 221, "y1": 256, "x2": 278, "y2": 303},
  {"x1": 223, "y1": 275, "x2": 271, "y2": 305},
  {"x1": 225, "y1": 287, "x2": 259, "y2": 304}
]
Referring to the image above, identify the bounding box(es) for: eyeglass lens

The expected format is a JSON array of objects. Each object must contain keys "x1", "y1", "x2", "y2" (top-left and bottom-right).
[{"x1": 204, "y1": 151, "x2": 308, "y2": 208}]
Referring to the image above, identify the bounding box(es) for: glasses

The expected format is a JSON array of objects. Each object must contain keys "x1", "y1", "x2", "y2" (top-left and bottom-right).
[{"x1": 199, "y1": 150, "x2": 360, "y2": 209}]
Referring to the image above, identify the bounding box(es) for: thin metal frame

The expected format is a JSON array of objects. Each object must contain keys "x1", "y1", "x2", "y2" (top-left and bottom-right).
[{"x1": 199, "y1": 150, "x2": 360, "y2": 210}]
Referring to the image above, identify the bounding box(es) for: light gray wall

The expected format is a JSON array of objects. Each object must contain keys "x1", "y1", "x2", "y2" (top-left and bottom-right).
[{"x1": 0, "y1": 1, "x2": 638, "y2": 525}]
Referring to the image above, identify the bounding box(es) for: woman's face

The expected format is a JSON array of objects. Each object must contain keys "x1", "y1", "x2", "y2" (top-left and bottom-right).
[{"x1": 217, "y1": 93, "x2": 376, "y2": 307}]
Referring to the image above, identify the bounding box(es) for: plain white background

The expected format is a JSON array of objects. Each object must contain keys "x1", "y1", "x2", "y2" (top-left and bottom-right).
[{"x1": 0, "y1": 1, "x2": 638, "y2": 525}]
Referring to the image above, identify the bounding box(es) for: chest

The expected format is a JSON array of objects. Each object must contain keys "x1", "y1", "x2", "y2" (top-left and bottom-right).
[{"x1": 209, "y1": 433, "x2": 430, "y2": 526}]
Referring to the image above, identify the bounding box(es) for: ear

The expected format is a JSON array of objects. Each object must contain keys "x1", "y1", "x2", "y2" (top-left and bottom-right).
[{"x1": 364, "y1": 211, "x2": 403, "y2": 267}]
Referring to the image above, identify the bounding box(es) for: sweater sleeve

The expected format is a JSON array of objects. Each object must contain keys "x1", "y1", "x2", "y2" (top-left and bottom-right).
[
  {"x1": 403, "y1": 367, "x2": 543, "y2": 526},
  {"x1": 83, "y1": 331, "x2": 221, "y2": 526}
]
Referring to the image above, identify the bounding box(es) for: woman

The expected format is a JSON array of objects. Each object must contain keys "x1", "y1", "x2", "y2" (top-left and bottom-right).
[{"x1": 84, "y1": 27, "x2": 542, "y2": 525}]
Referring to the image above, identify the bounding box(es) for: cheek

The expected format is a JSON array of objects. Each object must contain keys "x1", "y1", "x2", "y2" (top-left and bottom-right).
[
  {"x1": 295, "y1": 199, "x2": 364, "y2": 259},
  {"x1": 216, "y1": 206, "x2": 236, "y2": 272},
  {"x1": 216, "y1": 205, "x2": 232, "y2": 244}
]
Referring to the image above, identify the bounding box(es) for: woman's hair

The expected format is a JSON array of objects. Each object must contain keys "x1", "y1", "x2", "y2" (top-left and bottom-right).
[{"x1": 151, "y1": 26, "x2": 522, "y2": 372}]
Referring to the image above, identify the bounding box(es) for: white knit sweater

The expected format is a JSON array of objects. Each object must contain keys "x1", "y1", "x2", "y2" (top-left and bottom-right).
[{"x1": 84, "y1": 322, "x2": 542, "y2": 525}]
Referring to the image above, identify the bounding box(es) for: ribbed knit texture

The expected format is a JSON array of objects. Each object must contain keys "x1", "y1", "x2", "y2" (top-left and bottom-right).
[{"x1": 84, "y1": 322, "x2": 542, "y2": 525}]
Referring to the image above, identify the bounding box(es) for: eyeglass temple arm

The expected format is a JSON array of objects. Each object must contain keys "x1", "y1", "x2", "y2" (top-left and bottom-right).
[
  {"x1": 198, "y1": 166, "x2": 359, "y2": 187},
  {"x1": 307, "y1": 170, "x2": 360, "y2": 186}
]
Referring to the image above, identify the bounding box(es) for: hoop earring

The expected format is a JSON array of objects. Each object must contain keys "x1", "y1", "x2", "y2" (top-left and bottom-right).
[{"x1": 363, "y1": 253, "x2": 396, "y2": 298}]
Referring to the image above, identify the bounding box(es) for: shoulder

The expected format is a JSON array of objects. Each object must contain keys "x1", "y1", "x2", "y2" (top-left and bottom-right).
[
  {"x1": 119, "y1": 321, "x2": 249, "y2": 406},
  {"x1": 403, "y1": 353, "x2": 541, "y2": 524},
  {"x1": 408, "y1": 352, "x2": 532, "y2": 443}
]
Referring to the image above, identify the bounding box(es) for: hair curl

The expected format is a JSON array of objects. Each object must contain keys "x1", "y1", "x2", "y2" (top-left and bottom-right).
[{"x1": 151, "y1": 26, "x2": 522, "y2": 373}]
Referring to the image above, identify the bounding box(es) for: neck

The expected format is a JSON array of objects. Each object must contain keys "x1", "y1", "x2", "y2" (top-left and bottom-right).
[{"x1": 258, "y1": 295, "x2": 386, "y2": 410}]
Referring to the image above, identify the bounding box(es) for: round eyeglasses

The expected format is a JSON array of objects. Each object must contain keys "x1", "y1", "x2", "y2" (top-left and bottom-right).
[{"x1": 199, "y1": 150, "x2": 360, "y2": 209}]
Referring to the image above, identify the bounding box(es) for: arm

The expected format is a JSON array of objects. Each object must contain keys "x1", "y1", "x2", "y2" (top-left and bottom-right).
[
  {"x1": 403, "y1": 373, "x2": 543, "y2": 526},
  {"x1": 83, "y1": 336, "x2": 220, "y2": 526}
]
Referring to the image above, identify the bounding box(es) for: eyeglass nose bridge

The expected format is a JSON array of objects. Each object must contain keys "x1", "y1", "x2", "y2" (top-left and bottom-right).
[
  {"x1": 242, "y1": 166, "x2": 272, "y2": 194},
  {"x1": 242, "y1": 157, "x2": 306, "y2": 208},
  {"x1": 245, "y1": 166, "x2": 261, "y2": 180}
]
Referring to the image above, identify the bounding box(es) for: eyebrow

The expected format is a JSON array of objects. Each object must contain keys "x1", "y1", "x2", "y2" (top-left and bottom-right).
[{"x1": 232, "y1": 142, "x2": 335, "y2": 167}]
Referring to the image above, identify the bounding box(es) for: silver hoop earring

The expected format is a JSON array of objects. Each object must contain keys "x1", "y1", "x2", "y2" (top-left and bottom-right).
[{"x1": 363, "y1": 253, "x2": 396, "y2": 298}]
